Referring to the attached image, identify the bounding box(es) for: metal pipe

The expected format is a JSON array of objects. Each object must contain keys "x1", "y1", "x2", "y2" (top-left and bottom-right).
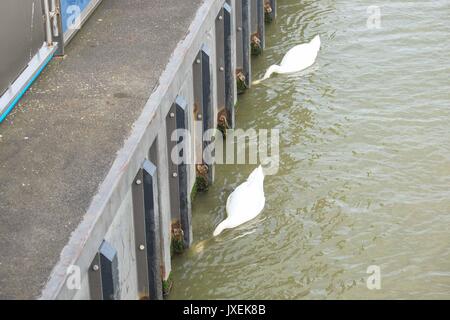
[
  {"x1": 51, "y1": 0, "x2": 59, "y2": 37},
  {"x1": 43, "y1": 0, "x2": 53, "y2": 45}
]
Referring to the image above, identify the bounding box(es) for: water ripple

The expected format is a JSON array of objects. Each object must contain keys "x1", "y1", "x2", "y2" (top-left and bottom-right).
[{"x1": 169, "y1": 0, "x2": 450, "y2": 299}]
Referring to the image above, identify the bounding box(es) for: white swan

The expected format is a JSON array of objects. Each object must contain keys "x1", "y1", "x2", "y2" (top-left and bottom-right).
[
  {"x1": 254, "y1": 35, "x2": 321, "y2": 84},
  {"x1": 213, "y1": 166, "x2": 265, "y2": 236}
]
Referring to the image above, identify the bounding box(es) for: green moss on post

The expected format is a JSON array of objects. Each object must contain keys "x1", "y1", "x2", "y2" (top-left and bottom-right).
[
  {"x1": 162, "y1": 273, "x2": 173, "y2": 297},
  {"x1": 251, "y1": 41, "x2": 262, "y2": 56},
  {"x1": 191, "y1": 165, "x2": 209, "y2": 203},
  {"x1": 171, "y1": 237, "x2": 184, "y2": 255},
  {"x1": 237, "y1": 76, "x2": 247, "y2": 94},
  {"x1": 251, "y1": 33, "x2": 262, "y2": 56},
  {"x1": 264, "y1": 1, "x2": 273, "y2": 23},
  {"x1": 236, "y1": 69, "x2": 247, "y2": 95},
  {"x1": 195, "y1": 175, "x2": 209, "y2": 193},
  {"x1": 190, "y1": 181, "x2": 198, "y2": 203},
  {"x1": 171, "y1": 224, "x2": 185, "y2": 256},
  {"x1": 217, "y1": 110, "x2": 230, "y2": 138}
]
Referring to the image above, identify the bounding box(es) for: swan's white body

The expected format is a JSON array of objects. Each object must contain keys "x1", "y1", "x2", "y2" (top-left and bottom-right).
[
  {"x1": 213, "y1": 166, "x2": 265, "y2": 236},
  {"x1": 258, "y1": 35, "x2": 321, "y2": 82}
]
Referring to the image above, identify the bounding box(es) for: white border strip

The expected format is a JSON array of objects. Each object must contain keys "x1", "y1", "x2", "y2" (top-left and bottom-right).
[{"x1": 0, "y1": 44, "x2": 57, "y2": 122}]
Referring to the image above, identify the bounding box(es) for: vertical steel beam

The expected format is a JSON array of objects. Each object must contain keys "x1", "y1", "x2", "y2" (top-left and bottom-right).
[
  {"x1": 132, "y1": 169, "x2": 150, "y2": 299},
  {"x1": 257, "y1": 0, "x2": 265, "y2": 49},
  {"x1": 235, "y1": 0, "x2": 244, "y2": 69},
  {"x1": 88, "y1": 253, "x2": 103, "y2": 300},
  {"x1": 201, "y1": 45, "x2": 212, "y2": 137},
  {"x1": 251, "y1": 0, "x2": 258, "y2": 33},
  {"x1": 242, "y1": 0, "x2": 252, "y2": 88},
  {"x1": 200, "y1": 44, "x2": 214, "y2": 183},
  {"x1": 166, "y1": 104, "x2": 181, "y2": 223},
  {"x1": 223, "y1": 3, "x2": 235, "y2": 127},
  {"x1": 99, "y1": 241, "x2": 120, "y2": 300},
  {"x1": 193, "y1": 51, "x2": 204, "y2": 167},
  {"x1": 193, "y1": 45, "x2": 214, "y2": 187},
  {"x1": 149, "y1": 138, "x2": 172, "y2": 286},
  {"x1": 88, "y1": 240, "x2": 120, "y2": 300},
  {"x1": 215, "y1": 8, "x2": 226, "y2": 115},
  {"x1": 174, "y1": 96, "x2": 192, "y2": 247},
  {"x1": 250, "y1": 0, "x2": 264, "y2": 54},
  {"x1": 142, "y1": 160, "x2": 163, "y2": 300},
  {"x1": 200, "y1": 45, "x2": 214, "y2": 183},
  {"x1": 234, "y1": 0, "x2": 248, "y2": 95}
]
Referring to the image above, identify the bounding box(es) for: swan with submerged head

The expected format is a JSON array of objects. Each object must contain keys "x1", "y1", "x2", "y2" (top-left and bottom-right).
[
  {"x1": 213, "y1": 165, "x2": 265, "y2": 236},
  {"x1": 254, "y1": 35, "x2": 321, "y2": 84}
]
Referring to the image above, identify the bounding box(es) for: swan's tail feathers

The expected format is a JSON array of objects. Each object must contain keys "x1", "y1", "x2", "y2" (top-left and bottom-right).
[
  {"x1": 311, "y1": 34, "x2": 321, "y2": 51},
  {"x1": 213, "y1": 220, "x2": 229, "y2": 237}
]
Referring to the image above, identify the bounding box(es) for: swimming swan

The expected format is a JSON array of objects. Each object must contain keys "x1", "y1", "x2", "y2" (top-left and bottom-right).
[
  {"x1": 213, "y1": 166, "x2": 265, "y2": 236},
  {"x1": 254, "y1": 35, "x2": 321, "y2": 84}
]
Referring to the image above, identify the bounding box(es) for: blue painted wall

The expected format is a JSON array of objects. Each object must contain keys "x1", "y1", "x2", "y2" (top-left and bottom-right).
[{"x1": 61, "y1": 0, "x2": 93, "y2": 33}]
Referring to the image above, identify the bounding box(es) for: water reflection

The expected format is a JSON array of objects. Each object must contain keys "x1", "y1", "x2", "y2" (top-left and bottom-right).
[{"x1": 170, "y1": 0, "x2": 450, "y2": 299}]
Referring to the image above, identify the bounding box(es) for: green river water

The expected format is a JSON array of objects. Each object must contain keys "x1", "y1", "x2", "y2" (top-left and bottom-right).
[{"x1": 170, "y1": 0, "x2": 450, "y2": 299}]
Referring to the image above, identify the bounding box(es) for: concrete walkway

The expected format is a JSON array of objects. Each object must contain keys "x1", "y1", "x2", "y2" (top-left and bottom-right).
[{"x1": 0, "y1": 0, "x2": 204, "y2": 299}]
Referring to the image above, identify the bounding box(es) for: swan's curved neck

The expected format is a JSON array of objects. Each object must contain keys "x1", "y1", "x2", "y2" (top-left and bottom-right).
[
  {"x1": 213, "y1": 219, "x2": 230, "y2": 236},
  {"x1": 263, "y1": 64, "x2": 282, "y2": 80}
]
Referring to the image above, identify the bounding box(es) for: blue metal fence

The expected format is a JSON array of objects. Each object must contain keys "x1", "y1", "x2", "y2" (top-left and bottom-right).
[{"x1": 61, "y1": 0, "x2": 93, "y2": 32}]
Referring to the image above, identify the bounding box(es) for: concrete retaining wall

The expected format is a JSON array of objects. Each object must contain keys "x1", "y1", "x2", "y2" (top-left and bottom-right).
[{"x1": 40, "y1": 0, "x2": 275, "y2": 300}]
